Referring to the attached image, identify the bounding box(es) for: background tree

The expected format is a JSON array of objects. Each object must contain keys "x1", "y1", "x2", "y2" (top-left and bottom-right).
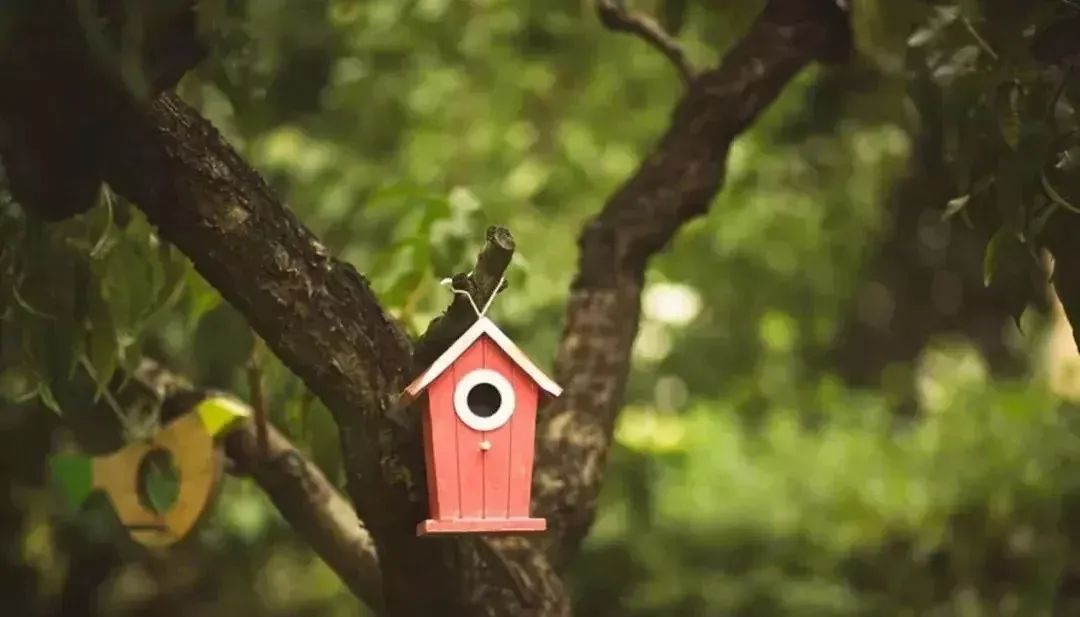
[{"x1": 2, "y1": 1, "x2": 1080, "y2": 616}]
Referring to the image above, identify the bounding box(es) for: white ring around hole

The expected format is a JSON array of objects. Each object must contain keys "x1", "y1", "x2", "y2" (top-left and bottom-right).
[{"x1": 453, "y1": 369, "x2": 516, "y2": 432}]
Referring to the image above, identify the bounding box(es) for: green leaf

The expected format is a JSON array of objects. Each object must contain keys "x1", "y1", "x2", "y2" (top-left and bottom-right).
[
  {"x1": 140, "y1": 452, "x2": 180, "y2": 514},
  {"x1": 1041, "y1": 172, "x2": 1080, "y2": 214},
  {"x1": 98, "y1": 241, "x2": 156, "y2": 337},
  {"x1": 50, "y1": 454, "x2": 95, "y2": 510},
  {"x1": 37, "y1": 382, "x2": 61, "y2": 414},
  {"x1": 185, "y1": 268, "x2": 222, "y2": 330},
  {"x1": 11, "y1": 275, "x2": 57, "y2": 320},
  {"x1": 26, "y1": 291, "x2": 80, "y2": 392},
  {"x1": 88, "y1": 187, "x2": 116, "y2": 259},
  {"x1": 86, "y1": 324, "x2": 118, "y2": 400},
  {"x1": 142, "y1": 244, "x2": 189, "y2": 325},
  {"x1": 195, "y1": 396, "x2": 251, "y2": 436}
]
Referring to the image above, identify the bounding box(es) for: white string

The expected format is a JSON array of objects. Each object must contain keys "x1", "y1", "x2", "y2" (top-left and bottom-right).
[
  {"x1": 480, "y1": 275, "x2": 505, "y2": 316},
  {"x1": 440, "y1": 274, "x2": 506, "y2": 318},
  {"x1": 441, "y1": 277, "x2": 482, "y2": 317}
]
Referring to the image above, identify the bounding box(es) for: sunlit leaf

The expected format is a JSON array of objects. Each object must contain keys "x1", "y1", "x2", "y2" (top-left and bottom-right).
[{"x1": 195, "y1": 396, "x2": 251, "y2": 436}]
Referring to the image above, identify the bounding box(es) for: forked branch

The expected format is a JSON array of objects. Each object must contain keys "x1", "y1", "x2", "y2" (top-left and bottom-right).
[
  {"x1": 595, "y1": 0, "x2": 697, "y2": 85},
  {"x1": 534, "y1": 0, "x2": 853, "y2": 567}
]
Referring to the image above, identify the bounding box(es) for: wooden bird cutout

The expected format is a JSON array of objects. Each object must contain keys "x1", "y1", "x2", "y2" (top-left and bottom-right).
[{"x1": 51, "y1": 397, "x2": 249, "y2": 547}]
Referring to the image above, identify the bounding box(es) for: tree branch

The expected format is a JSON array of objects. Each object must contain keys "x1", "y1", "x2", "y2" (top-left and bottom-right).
[
  {"x1": 595, "y1": 0, "x2": 697, "y2": 85},
  {"x1": 413, "y1": 225, "x2": 515, "y2": 370},
  {"x1": 0, "y1": 1, "x2": 847, "y2": 613},
  {"x1": 534, "y1": 0, "x2": 852, "y2": 567},
  {"x1": 1, "y1": 2, "x2": 423, "y2": 543},
  {"x1": 122, "y1": 360, "x2": 386, "y2": 615},
  {"x1": 225, "y1": 422, "x2": 385, "y2": 615}
]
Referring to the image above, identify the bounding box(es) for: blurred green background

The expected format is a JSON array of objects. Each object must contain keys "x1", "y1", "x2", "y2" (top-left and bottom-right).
[{"x1": 4, "y1": 0, "x2": 1080, "y2": 615}]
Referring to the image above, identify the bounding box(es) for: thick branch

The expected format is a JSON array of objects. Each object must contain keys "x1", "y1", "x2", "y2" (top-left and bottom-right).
[
  {"x1": 104, "y1": 96, "x2": 474, "y2": 614},
  {"x1": 123, "y1": 361, "x2": 386, "y2": 614},
  {"x1": 0, "y1": 1, "x2": 846, "y2": 613},
  {"x1": 534, "y1": 0, "x2": 852, "y2": 567},
  {"x1": 0, "y1": 10, "x2": 569, "y2": 611},
  {"x1": 595, "y1": 0, "x2": 696, "y2": 85},
  {"x1": 1, "y1": 2, "x2": 421, "y2": 542}
]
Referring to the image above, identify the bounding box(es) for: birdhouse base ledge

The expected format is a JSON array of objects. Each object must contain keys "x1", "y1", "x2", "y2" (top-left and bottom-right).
[{"x1": 418, "y1": 517, "x2": 547, "y2": 535}]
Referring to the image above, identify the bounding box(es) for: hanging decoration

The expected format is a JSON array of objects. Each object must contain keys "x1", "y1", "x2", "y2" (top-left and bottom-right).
[
  {"x1": 50, "y1": 396, "x2": 250, "y2": 547},
  {"x1": 401, "y1": 278, "x2": 562, "y2": 535}
]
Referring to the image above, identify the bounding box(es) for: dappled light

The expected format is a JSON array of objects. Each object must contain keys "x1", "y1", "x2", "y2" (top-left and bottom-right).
[{"x1": 3, "y1": 1, "x2": 1080, "y2": 616}]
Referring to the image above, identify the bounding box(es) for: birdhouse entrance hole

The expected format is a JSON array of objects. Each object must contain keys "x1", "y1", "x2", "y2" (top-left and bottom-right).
[
  {"x1": 467, "y1": 383, "x2": 501, "y2": 417},
  {"x1": 454, "y1": 368, "x2": 516, "y2": 432}
]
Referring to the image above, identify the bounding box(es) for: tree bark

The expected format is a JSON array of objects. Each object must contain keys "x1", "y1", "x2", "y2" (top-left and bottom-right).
[
  {"x1": 532, "y1": 0, "x2": 852, "y2": 567},
  {"x1": 0, "y1": 0, "x2": 851, "y2": 614}
]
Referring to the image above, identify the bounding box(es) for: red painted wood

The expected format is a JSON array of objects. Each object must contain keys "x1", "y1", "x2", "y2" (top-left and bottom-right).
[
  {"x1": 480, "y1": 338, "x2": 513, "y2": 519},
  {"x1": 425, "y1": 373, "x2": 459, "y2": 519},
  {"x1": 507, "y1": 364, "x2": 539, "y2": 518},
  {"x1": 419, "y1": 330, "x2": 550, "y2": 535},
  {"x1": 454, "y1": 340, "x2": 486, "y2": 518},
  {"x1": 417, "y1": 517, "x2": 546, "y2": 535}
]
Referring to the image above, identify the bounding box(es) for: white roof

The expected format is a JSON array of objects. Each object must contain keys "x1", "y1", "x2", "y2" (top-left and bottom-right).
[{"x1": 403, "y1": 317, "x2": 562, "y2": 401}]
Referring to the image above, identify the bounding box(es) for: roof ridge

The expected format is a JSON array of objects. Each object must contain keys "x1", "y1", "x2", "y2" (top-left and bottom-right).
[{"x1": 402, "y1": 317, "x2": 562, "y2": 401}]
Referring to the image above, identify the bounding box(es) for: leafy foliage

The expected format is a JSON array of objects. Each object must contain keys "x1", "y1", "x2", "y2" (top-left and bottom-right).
[
  {"x1": 3, "y1": 1, "x2": 1080, "y2": 616},
  {"x1": 1, "y1": 179, "x2": 188, "y2": 430}
]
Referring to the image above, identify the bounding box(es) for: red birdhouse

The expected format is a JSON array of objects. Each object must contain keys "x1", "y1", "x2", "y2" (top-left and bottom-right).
[{"x1": 403, "y1": 316, "x2": 562, "y2": 535}]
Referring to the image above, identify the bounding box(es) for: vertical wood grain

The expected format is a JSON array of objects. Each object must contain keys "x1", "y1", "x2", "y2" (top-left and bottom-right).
[
  {"x1": 507, "y1": 364, "x2": 538, "y2": 517},
  {"x1": 426, "y1": 374, "x2": 459, "y2": 519},
  {"x1": 455, "y1": 340, "x2": 486, "y2": 518},
  {"x1": 481, "y1": 338, "x2": 513, "y2": 519}
]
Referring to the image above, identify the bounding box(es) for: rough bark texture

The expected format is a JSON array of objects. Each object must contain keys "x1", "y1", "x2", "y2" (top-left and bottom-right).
[
  {"x1": 532, "y1": 0, "x2": 852, "y2": 567},
  {"x1": 0, "y1": 0, "x2": 850, "y2": 615}
]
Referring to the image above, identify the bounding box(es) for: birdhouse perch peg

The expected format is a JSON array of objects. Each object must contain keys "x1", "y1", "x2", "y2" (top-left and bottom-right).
[{"x1": 402, "y1": 302, "x2": 561, "y2": 535}]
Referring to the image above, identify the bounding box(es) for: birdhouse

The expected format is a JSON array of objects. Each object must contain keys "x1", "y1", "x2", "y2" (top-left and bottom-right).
[{"x1": 403, "y1": 316, "x2": 561, "y2": 535}]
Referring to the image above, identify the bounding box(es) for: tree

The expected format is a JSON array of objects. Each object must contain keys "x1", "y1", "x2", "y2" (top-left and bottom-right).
[
  {"x1": 0, "y1": 1, "x2": 850, "y2": 615},
  {"x1": 3, "y1": 1, "x2": 1080, "y2": 616}
]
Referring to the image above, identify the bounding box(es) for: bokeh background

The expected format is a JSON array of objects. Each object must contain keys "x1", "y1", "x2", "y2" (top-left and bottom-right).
[{"x1": 4, "y1": 1, "x2": 1080, "y2": 615}]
